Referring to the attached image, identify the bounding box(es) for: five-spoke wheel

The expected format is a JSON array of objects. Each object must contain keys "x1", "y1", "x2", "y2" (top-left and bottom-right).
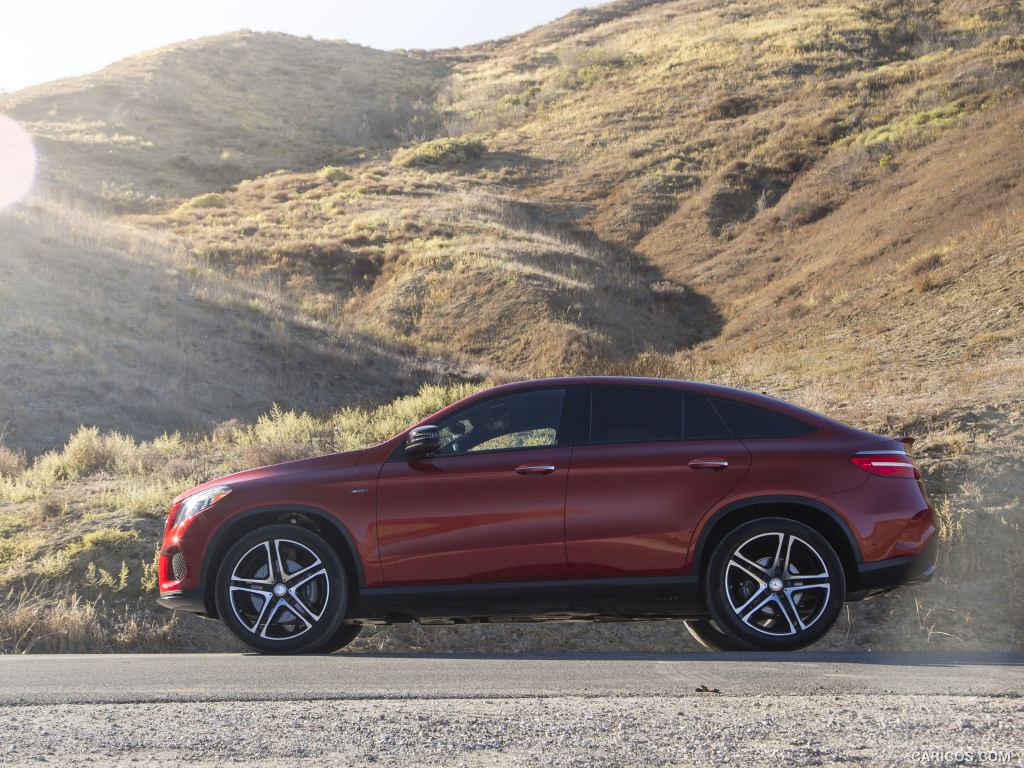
[
  {"x1": 701, "y1": 517, "x2": 845, "y2": 651},
  {"x1": 215, "y1": 525, "x2": 355, "y2": 653}
]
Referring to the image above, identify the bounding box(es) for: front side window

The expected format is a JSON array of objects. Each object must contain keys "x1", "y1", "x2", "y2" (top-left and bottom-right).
[
  {"x1": 590, "y1": 387, "x2": 683, "y2": 444},
  {"x1": 430, "y1": 388, "x2": 568, "y2": 456}
]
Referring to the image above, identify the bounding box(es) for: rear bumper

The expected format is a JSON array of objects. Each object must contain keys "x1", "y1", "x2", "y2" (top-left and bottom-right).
[
  {"x1": 156, "y1": 589, "x2": 209, "y2": 616},
  {"x1": 851, "y1": 535, "x2": 937, "y2": 598}
]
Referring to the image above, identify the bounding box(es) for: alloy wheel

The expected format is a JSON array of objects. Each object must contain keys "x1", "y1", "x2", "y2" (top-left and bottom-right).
[
  {"x1": 724, "y1": 531, "x2": 832, "y2": 637},
  {"x1": 228, "y1": 538, "x2": 330, "y2": 641}
]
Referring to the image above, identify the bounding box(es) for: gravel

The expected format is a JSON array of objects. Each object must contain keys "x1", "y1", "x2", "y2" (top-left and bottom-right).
[{"x1": 2, "y1": 694, "x2": 1021, "y2": 767}]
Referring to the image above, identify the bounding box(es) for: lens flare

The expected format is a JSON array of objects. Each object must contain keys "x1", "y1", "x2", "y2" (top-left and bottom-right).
[{"x1": 0, "y1": 114, "x2": 37, "y2": 210}]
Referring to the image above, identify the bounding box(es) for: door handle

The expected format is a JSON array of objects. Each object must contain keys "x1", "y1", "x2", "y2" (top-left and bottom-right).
[
  {"x1": 515, "y1": 465, "x2": 557, "y2": 475},
  {"x1": 688, "y1": 458, "x2": 729, "y2": 471}
]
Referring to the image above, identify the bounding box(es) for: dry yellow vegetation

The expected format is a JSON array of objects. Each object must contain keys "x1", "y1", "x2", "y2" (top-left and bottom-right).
[{"x1": 0, "y1": 0, "x2": 1022, "y2": 652}]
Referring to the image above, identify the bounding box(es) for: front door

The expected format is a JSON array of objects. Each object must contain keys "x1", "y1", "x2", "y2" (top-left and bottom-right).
[
  {"x1": 377, "y1": 387, "x2": 576, "y2": 586},
  {"x1": 565, "y1": 386, "x2": 750, "y2": 578}
]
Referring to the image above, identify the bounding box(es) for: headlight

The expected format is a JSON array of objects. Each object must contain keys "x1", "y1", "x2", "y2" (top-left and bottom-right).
[{"x1": 173, "y1": 485, "x2": 232, "y2": 527}]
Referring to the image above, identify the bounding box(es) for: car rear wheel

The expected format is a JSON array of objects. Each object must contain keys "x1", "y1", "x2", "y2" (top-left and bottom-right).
[
  {"x1": 702, "y1": 517, "x2": 845, "y2": 651},
  {"x1": 215, "y1": 525, "x2": 348, "y2": 654}
]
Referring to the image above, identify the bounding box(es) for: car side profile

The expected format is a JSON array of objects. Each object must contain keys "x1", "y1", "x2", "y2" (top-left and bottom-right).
[{"x1": 157, "y1": 377, "x2": 937, "y2": 653}]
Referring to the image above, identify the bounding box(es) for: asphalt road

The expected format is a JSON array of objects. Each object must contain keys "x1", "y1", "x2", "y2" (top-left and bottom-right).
[
  {"x1": 2, "y1": 653, "x2": 1022, "y2": 766},
  {"x1": 1, "y1": 651, "x2": 1022, "y2": 705}
]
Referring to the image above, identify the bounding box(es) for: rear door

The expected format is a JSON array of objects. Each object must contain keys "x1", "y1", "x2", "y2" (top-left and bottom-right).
[{"x1": 564, "y1": 386, "x2": 750, "y2": 578}]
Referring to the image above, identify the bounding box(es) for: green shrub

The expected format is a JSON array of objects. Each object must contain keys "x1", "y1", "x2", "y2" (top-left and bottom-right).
[
  {"x1": 61, "y1": 427, "x2": 137, "y2": 479},
  {"x1": 0, "y1": 444, "x2": 25, "y2": 478},
  {"x1": 331, "y1": 382, "x2": 480, "y2": 451},
  {"x1": 177, "y1": 192, "x2": 229, "y2": 211},
  {"x1": 853, "y1": 102, "x2": 963, "y2": 147},
  {"x1": 78, "y1": 528, "x2": 139, "y2": 555},
  {"x1": 116, "y1": 480, "x2": 185, "y2": 519},
  {"x1": 319, "y1": 165, "x2": 352, "y2": 183},
  {"x1": 392, "y1": 136, "x2": 487, "y2": 168},
  {"x1": 236, "y1": 403, "x2": 330, "y2": 449},
  {"x1": 0, "y1": 427, "x2": 139, "y2": 502}
]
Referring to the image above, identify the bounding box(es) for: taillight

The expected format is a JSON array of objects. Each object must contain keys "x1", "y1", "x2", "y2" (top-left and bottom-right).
[{"x1": 850, "y1": 452, "x2": 920, "y2": 479}]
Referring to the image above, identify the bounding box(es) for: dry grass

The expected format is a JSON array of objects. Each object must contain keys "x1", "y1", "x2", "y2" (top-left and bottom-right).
[{"x1": 0, "y1": 583, "x2": 235, "y2": 653}]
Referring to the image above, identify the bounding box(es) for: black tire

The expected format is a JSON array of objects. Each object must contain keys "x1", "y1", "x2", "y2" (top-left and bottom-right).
[
  {"x1": 703, "y1": 517, "x2": 846, "y2": 651},
  {"x1": 318, "y1": 622, "x2": 363, "y2": 653},
  {"x1": 215, "y1": 525, "x2": 349, "y2": 654},
  {"x1": 683, "y1": 619, "x2": 747, "y2": 651}
]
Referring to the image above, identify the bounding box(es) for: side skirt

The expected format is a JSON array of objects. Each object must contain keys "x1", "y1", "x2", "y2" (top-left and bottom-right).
[{"x1": 349, "y1": 575, "x2": 705, "y2": 624}]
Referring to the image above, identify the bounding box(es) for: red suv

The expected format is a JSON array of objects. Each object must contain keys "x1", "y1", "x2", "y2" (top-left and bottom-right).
[{"x1": 157, "y1": 377, "x2": 936, "y2": 652}]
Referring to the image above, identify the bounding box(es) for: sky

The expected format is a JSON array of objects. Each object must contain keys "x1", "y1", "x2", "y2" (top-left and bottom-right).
[{"x1": 0, "y1": 0, "x2": 600, "y2": 93}]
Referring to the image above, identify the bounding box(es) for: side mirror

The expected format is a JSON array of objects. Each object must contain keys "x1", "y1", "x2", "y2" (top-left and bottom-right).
[{"x1": 405, "y1": 425, "x2": 441, "y2": 458}]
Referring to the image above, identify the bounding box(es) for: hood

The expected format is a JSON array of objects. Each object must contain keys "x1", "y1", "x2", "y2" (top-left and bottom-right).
[{"x1": 172, "y1": 449, "x2": 363, "y2": 504}]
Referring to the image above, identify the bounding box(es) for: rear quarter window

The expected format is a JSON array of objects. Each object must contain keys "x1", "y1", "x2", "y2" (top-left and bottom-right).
[
  {"x1": 683, "y1": 392, "x2": 732, "y2": 440},
  {"x1": 711, "y1": 396, "x2": 814, "y2": 438}
]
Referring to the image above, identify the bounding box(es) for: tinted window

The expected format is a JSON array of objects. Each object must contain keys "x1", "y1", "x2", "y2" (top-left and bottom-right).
[
  {"x1": 591, "y1": 387, "x2": 682, "y2": 443},
  {"x1": 684, "y1": 393, "x2": 732, "y2": 439},
  {"x1": 710, "y1": 397, "x2": 813, "y2": 438},
  {"x1": 431, "y1": 388, "x2": 567, "y2": 456}
]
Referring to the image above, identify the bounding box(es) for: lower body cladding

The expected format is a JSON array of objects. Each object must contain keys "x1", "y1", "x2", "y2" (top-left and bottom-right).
[{"x1": 348, "y1": 576, "x2": 705, "y2": 624}]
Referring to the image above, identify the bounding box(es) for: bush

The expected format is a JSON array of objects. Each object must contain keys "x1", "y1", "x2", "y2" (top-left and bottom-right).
[
  {"x1": 392, "y1": 136, "x2": 486, "y2": 168},
  {"x1": 177, "y1": 192, "x2": 229, "y2": 211},
  {"x1": 319, "y1": 165, "x2": 352, "y2": 183},
  {"x1": 331, "y1": 382, "x2": 480, "y2": 451},
  {"x1": 0, "y1": 427, "x2": 139, "y2": 503},
  {"x1": 853, "y1": 102, "x2": 963, "y2": 148},
  {"x1": 0, "y1": 443, "x2": 25, "y2": 478},
  {"x1": 59, "y1": 426, "x2": 137, "y2": 480},
  {"x1": 78, "y1": 528, "x2": 139, "y2": 555}
]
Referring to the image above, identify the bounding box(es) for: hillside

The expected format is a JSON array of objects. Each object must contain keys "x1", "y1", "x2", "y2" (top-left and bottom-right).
[
  {"x1": 135, "y1": 165, "x2": 721, "y2": 371},
  {"x1": 0, "y1": 0, "x2": 1022, "y2": 652},
  {"x1": 0, "y1": 32, "x2": 447, "y2": 208}
]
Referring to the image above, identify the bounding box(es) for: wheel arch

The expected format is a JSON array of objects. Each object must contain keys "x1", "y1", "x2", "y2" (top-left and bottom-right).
[
  {"x1": 199, "y1": 504, "x2": 365, "y2": 617},
  {"x1": 690, "y1": 496, "x2": 862, "y2": 590}
]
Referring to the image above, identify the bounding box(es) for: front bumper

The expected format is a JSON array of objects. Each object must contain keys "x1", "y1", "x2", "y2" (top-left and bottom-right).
[
  {"x1": 156, "y1": 589, "x2": 209, "y2": 616},
  {"x1": 851, "y1": 535, "x2": 937, "y2": 598}
]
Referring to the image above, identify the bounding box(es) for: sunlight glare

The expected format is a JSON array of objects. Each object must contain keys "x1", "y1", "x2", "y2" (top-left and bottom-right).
[{"x1": 0, "y1": 114, "x2": 37, "y2": 210}]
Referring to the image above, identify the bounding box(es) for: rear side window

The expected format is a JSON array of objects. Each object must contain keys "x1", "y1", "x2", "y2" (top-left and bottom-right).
[
  {"x1": 711, "y1": 396, "x2": 813, "y2": 438},
  {"x1": 683, "y1": 393, "x2": 732, "y2": 439},
  {"x1": 591, "y1": 387, "x2": 682, "y2": 443}
]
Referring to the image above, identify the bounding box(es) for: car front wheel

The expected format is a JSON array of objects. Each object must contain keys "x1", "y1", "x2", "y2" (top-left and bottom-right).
[
  {"x1": 215, "y1": 525, "x2": 349, "y2": 654},
  {"x1": 702, "y1": 517, "x2": 846, "y2": 651}
]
